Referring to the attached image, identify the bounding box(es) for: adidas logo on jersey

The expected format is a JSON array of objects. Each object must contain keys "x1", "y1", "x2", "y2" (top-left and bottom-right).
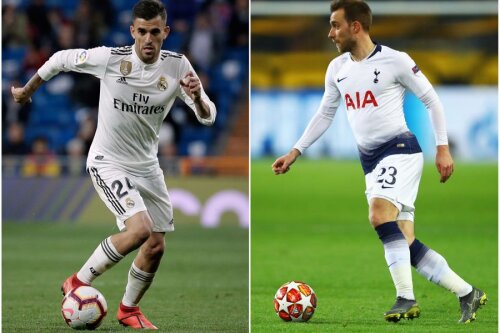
[{"x1": 116, "y1": 77, "x2": 128, "y2": 85}]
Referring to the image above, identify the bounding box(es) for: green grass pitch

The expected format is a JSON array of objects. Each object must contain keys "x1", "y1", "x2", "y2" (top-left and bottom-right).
[
  {"x1": 251, "y1": 159, "x2": 497, "y2": 333},
  {"x1": 3, "y1": 223, "x2": 248, "y2": 332}
]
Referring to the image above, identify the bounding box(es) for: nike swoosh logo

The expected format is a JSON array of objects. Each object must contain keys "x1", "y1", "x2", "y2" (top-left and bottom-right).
[
  {"x1": 337, "y1": 77, "x2": 348, "y2": 83},
  {"x1": 381, "y1": 184, "x2": 394, "y2": 189}
]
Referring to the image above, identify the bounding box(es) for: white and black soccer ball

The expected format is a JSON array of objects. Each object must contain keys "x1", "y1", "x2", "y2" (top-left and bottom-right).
[
  {"x1": 274, "y1": 281, "x2": 317, "y2": 322},
  {"x1": 61, "y1": 286, "x2": 107, "y2": 330}
]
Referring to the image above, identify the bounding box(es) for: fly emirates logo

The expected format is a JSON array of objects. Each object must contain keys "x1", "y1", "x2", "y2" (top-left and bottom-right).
[
  {"x1": 344, "y1": 90, "x2": 378, "y2": 110},
  {"x1": 113, "y1": 93, "x2": 165, "y2": 115}
]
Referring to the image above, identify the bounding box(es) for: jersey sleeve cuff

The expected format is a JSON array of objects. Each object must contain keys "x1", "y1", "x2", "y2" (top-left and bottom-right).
[
  {"x1": 292, "y1": 145, "x2": 304, "y2": 154},
  {"x1": 37, "y1": 65, "x2": 57, "y2": 81}
]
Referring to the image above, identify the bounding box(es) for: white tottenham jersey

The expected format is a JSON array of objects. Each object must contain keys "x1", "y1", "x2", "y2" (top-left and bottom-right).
[
  {"x1": 294, "y1": 44, "x2": 447, "y2": 153},
  {"x1": 38, "y1": 45, "x2": 216, "y2": 175}
]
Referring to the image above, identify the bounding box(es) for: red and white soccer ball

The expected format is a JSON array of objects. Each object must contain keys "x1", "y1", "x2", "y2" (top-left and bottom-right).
[
  {"x1": 61, "y1": 286, "x2": 108, "y2": 330},
  {"x1": 274, "y1": 281, "x2": 317, "y2": 322}
]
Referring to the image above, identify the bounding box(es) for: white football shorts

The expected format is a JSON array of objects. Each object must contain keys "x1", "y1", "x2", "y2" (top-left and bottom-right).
[
  {"x1": 87, "y1": 164, "x2": 174, "y2": 232},
  {"x1": 364, "y1": 153, "x2": 424, "y2": 222}
]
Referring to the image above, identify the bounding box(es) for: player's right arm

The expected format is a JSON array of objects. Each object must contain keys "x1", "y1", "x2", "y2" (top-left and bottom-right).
[
  {"x1": 11, "y1": 73, "x2": 44, "y2": 104},
  {"x1": 272, "y1": 61, "x2": 341, "y2": 175},
  {"x1": 272, "y1": 148, "x2": 301, "y2": 175},
  {"x1": 11, "y1": 47, "x2": 109, "y2": 104}
]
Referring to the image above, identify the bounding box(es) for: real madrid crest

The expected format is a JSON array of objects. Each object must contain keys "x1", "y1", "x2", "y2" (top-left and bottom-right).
[
  {"x1": 157, "y1": 76, "x2": 168, "y2": 91},
  {"x1": 125, "y1": 197, "x2": 135, "y2": 208},
  {"x1": 120, "y1": 60, "x2": 132, "y2": 76}
]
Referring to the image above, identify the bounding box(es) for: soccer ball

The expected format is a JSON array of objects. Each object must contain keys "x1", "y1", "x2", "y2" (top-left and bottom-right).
[
  {"x1": 61, "y1": 286, "x2": 108, "y2": 330},
  {"x1": 274, "y1": 281, "x2": 317, "y2": 322}
]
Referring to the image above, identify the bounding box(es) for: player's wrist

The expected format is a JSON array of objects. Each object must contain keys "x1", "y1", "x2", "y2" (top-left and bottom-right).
[
  {"x1": 22, "y1": 86, "x2": 33, "y2": 98},
  {"x1": 23, "y1": 74, "x2": 44, "y2": 97},
  {"x1": 289, "y1": 148, "x2": 301, "y2": 159},
  {"x1": 194, "y1": 100, "x2": 211, "y2": 119},
  {"x1": 436, "y1": 145, "x2": 450, "y2": 153}
]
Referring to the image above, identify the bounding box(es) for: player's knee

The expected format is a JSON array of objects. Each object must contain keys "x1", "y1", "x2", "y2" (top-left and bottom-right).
[
  {"x1": 368, "y1": 200, "x2": 398, "y2": 227},
  {"x1": 143, "y1": 239, "x2": 165, "y2": 260},
  {"x1": 369, "y1": 210, "x2": 388, "y2": 227},
  {"x1": 125, "y1": 214, "x2": 153, "y2": 245},
  {"x1": 132, "y1": 227, "x2": 152, "y2": 245}
]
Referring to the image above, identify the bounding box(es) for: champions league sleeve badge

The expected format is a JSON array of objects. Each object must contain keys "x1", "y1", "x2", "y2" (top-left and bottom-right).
[
  {"x1": 120, "y1": 60, "x2": 132, "y2": 76},
  {"x1": 157, "y1": 76, "x2": 168, "y2": 91}
]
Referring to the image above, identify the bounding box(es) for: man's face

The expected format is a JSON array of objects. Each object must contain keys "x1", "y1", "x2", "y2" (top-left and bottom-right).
[
  {"x1": 130, "y1": 15, "x2": 170, "y2": 64},
  {"x1": 328, "y1": 9, "x2": 356, "y2": 53}
]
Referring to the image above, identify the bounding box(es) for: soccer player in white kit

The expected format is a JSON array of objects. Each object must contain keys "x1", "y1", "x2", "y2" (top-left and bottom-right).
[
  {"x1": 11, "y1": 0, "x2": 216, "y2": 329},
  {"x1": 272, "y1": 0, "x2": 486, "y2": 324}
]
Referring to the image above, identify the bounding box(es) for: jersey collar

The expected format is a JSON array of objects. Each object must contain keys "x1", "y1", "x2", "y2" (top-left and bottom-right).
[
  {"x1": 349, "y1": 43, "x2": 382, "y2": 62},
  {"x1": 367, "y1": 43, "x2": 382, "y2": 59}
]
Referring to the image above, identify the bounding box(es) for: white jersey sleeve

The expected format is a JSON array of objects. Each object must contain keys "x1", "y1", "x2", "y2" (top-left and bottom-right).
[
  {"x1": 395, "y1": 52, "x2": 432, "y2": 98},
  {"x1": 419, "y1": 88, "x2": 448, "y2": 145},
  {"x1": 176, "y1": 55, "x2": 216, "y2": 126},
  {"x1": 38, "y1": 47, "x2": 110, "y2": 81},
  {"x1": 395, "y1": 52, "x2": 448, "y2": 145},
  {"x1": 293, "y1": 61, "x2": 341, "y2": 153}
]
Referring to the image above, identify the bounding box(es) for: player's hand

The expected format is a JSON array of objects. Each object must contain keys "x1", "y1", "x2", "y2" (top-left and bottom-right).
[
  {"x1": 180, "y1": 72, "x2": 201, "y2": 101},
  {"x1": 11, "y1": 86, "x2": 32, "y2": 104},
  {"x1": 272, "y1": 149, "x2": 301, "y2": 175},
  {"x1": 435, "y1": 145, "x2": 454, "y2": 183}
]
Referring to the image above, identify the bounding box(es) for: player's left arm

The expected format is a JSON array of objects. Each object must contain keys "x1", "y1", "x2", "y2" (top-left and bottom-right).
[
  {"x1": 178, "y1": 56, "x2": 216, "y2": 126},
  {"x1": 180, "y1": 71, "x2": 212, "y2": 120},
  {"x1": 419, "y1": 89, "x2": 454, "y2": 183},
  {"x1": 396, "y1": 52, "x2": 453, "y2": 183},
  {"x1": 435, "y1": 144, "x2": 454, "y2": 183}
]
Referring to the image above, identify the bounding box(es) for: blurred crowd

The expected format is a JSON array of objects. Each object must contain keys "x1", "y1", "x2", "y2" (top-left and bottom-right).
[{"x1": 2, "y1": 0, "x2": 249, "y2": 176}]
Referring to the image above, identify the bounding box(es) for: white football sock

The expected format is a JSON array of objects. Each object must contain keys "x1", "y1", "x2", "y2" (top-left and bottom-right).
[
  {"x1": 122, "y1": 262, "x2": 155, "y2": 307},
  {"x1": 77, "y1": 237, "x2": 124, "y2": 284},
  {"x1": 384, "y1": 239, "x2": 415, "y2": 300},
  {"x1": 376, "y1": 222, "x2": 415, "y2": 300},
  {"x1": 415, "y1": 248, "x2": 472, "y2": 298}
]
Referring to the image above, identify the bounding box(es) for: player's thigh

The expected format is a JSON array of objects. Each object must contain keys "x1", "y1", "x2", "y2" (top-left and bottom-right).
[
  {"x1": 365, "y1": 153, "x2": 423, "y2": 220},
  {"x1": 133, "y1": 169, "x2": 174, "y2": 233},
  {"x1": 368, "y1": 197, "x2": 399, "y2": 225},
  {"x1": 88, "y1": 165, "x2": 147, "y2": 230}
]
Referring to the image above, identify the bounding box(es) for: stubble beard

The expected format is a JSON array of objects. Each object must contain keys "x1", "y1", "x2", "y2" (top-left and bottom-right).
[
  {"x1": 141, "y1": 46, "x2": 157, "y2": 63},
  {"x1": 336, "y1": 38, "x2": 356, "y2": 54}
]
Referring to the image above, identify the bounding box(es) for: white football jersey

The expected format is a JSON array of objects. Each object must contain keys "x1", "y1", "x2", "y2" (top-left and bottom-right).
[
  {"x1": 38, "y1": 45, "x2": 216, "y2": 175},
  {"x1": 294, "y1": 44, "x2": 445, "y2": 152}
]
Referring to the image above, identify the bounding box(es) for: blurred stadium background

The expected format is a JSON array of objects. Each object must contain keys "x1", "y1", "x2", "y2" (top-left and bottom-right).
[
  {"x1": 2, "y1": 1, "x2": 249, "y2": 331},
  {"x1": 251, "y1": 0, "x2": 497, "y2": 161}
]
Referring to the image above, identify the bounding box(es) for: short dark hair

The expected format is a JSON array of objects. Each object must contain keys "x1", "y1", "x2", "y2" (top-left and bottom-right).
[
  {"x1": 132, "y1": 0, "x2": 167, "y2": 22},
  {"x1": 330, "y1": 0, "x2": 372, "y2": 32}
]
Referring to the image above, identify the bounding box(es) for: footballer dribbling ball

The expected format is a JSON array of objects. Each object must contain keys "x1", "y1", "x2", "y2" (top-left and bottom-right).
[
  {"x1": 274, "y1": 281, "x2": 317, "y2": 322},
  {"x1": 61, "y1": 286, "x2": 108, "y2": 330}
]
